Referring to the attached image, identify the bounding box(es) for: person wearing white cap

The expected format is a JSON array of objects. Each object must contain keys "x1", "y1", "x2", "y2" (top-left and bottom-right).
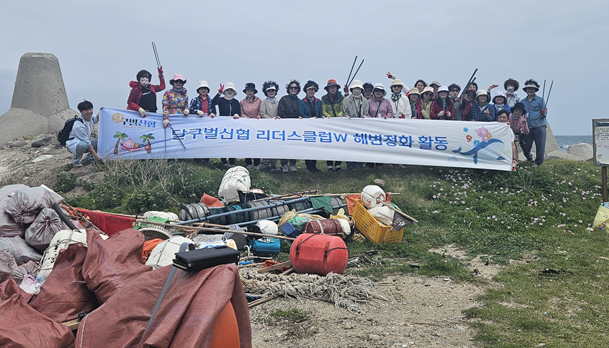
[
  {"x1": 429, "y1": 81, "x2": 441, "y2": 98},
  {"x1": 343, "y1": 80, "x2": 370, "y2": 171},
  {"x1": 407, "y1": 88, "x2": 421, "y2": 119},
  {"x1": 430, "y1": 86, "x2": 454, "y2": 120},
  {"x1": 368, "y1": 83, "x2": 393, "y2": 119},
  {"x1": 188, "y1": 81, "x2": 215, "y2": 118},
  {"x1": 386, "y1": 74, "x2": 411, "y2": 119},
  {"x1": 212, "y1": 82, "x2": 241, "y2": 167},
  {"x1": 260, "y1": 80, "x2": 281, "y2": 172},
  {"x1": 491, "y1": 91, "x2": 511, "y2": 114},
  {"x1": 471, "y1": 90, "x2": 497, "y2": 122},
  {"x1": 161, "y1": 74, "x2": 189, "y2": 127},
  {"x1": 419, "y1": 87, "x2": 435, "y2": 119}
]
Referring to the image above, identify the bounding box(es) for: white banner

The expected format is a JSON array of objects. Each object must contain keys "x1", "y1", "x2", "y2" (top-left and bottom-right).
[{"x1": 98, "y1": 108, "x2": 512, "y2": 171}]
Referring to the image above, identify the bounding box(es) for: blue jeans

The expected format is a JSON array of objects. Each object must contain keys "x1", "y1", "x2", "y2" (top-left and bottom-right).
[
  {"x1": 522, "y1": 126, "x2": 546, "y2": 165},
  {"x1": 72, "y1": 139, "x2": 97, "y2": 165}
]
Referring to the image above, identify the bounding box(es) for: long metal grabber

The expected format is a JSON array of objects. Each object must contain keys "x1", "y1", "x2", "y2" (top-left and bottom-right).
[
  {"x1": 152, "y1": 42, "x2": 161, "y2": 69},
  {"x1": 235, "y1": 203, "x2": 348, "y2": 227},
  {"x1": 135, "y1": 219, "x2": 296, "y2": 240},
  {"x1": 175, "y1": 196, "x2": 312, "y2": 225},
  {"x1": 545, "y1": 80, "x2": 553, "y2": 108},
  {"x1": 542, "y1": 79, "x2": 546, "y2": 102},
  {"x1": 461, "y1": 68, "x2": 478, "y2": 97},
  {"x1": 345, "y1": 56, "x2": 358, "y2": 88},
  {"x1": 251, "y1": 190, "x2": 318, "y2": 202},
  {"x1": 348, "y1": 59, "x2": 365, "y2": 86},
  {"x1": 168, "y1": 123, "x2": 186, "y2": 149}
]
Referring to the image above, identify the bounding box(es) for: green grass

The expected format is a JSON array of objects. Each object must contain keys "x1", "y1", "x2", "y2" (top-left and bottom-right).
[
  {"x1": 269, "y1": 309, "x2": 310, "y2": 323},
  {"x1": 59, "y1": 158, "x2": 609, "y2": 345}
]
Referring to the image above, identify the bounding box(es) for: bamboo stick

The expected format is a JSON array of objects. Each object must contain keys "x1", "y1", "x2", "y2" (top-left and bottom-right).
[
  {"x1": 382, "y1": 204, "x2": 418, "y2": 223},
  {"x1": 135, "y1": 220, "x2": 296, "y2": 241}
]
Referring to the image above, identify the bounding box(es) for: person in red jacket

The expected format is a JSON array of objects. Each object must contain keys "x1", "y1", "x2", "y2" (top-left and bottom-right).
[
  {"x1": 430, "y1": 86, "x2": 455, "y2": 120},
  {"x1": 127, "y1": 67, "x2": 166, "y2": 117}
]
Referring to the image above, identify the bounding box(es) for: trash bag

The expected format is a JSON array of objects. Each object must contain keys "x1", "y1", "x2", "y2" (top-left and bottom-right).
[
  {"x1": 25, "y1": 208, "x2": 65, "y2": 253},
  {"x1": 0, "y1": 184, "x2": 29, "y2": 238},
  {"x1": 0, "y1": 279, "x2": 74, "y2": 348},
  {"x1": 29, "y1": 243, "x2": 98, "y2": 323},
  {"x1": 0, "y1": 235, "x2": 42, "y2": 265},
  {"x1": 0, "y1": 250, "x2": 17, "y2": 283},
  {"x1": 143, "y1": 210, "x2": 179, "y2": 221},
  {"x1": 218, "y1": 166, "x2": 251, "y2": 202},
  {"x1": 9, "y1": 261, "x2": 38, "y2": 285},
  {"x1": 4, "y1": 185, "x2": 63, "y2": 225},
  {"x1": 38, "y1": 228, "x2": 89, "y2": 280}
]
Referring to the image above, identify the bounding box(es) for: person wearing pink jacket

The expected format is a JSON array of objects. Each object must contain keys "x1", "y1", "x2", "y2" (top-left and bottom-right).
[
  {"x1": 509, "y1": 102, "x2": 530, "y2": 160},
  {"x1": 367, "y1": 83, "x2": 393, "y2": 118},
  {"x1": 240, "y1": 83, "x2": 261, "y2": 169}
]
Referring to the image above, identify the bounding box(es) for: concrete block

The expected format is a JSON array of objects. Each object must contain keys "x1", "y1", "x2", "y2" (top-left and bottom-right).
[{"x1": 567, "y1": 143, "x2": 593, "y2": 160}]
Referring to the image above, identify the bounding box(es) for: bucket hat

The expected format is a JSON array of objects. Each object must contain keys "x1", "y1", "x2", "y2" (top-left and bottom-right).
[
  {"x1": 429, "y1": 80, "x2": 441, "y2": 87},
  {"x1": 511, "y1": 102, "x2": 526, "y2": 113},
  {"x1": 422, "y1": 86, "x2": 434, "y2": 95},
  {"x1": 170, "y1": 74, "x2": 186, "y2": 85},
  {"x1": 492, "y1": 91, "x2": 506, "y2": 103},
  {"x1": 408, "y1": 87, "x2": 420, "y2": 96},
  {"x1": 196, "y1": 80, "x2": 210, "y2": 91},
  {"x1": 363, "y1": 82, "x2": 374, "y2": 91},
  {"x1": 476, "y1": 90, "x2": 489, "y2": 100},
  {"x1": 523, "y1": 81, "x2": 540, "y2": 92},
  {"x1": 349, "y1": 80, "x2": 364, "y2": 91},
  {"x1": 390, "y1": 79, "x2": 405, "y2": 88},
  {"x1": 224, "y1": 82, "x2": 237, "y2": 94},
  {"x1": 438, "y1": 85, "x2": 449, "y2": 93},
  {"x1": 243, "y1": 82, "x2": 257, "y2": 94},
  {"x1": 324, "y1": 79, "x2": 340, "y2": 91}
]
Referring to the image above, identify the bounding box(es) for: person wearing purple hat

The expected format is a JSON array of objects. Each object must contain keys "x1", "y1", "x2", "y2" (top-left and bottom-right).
[{"x1": 161, "y1": 74, "x2": 189, "y2": 128}]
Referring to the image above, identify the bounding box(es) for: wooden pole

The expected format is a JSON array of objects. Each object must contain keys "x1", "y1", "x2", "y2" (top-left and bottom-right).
[
  {"x1": 382, "y1": 203, "x2": 418, "y2": 223},
  {"x1": 603, "y1": 166, "x2": 607, "y2": 202}
]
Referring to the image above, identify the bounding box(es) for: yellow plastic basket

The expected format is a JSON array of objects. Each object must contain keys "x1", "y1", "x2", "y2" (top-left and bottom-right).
[{"x1": 353, "y1": 199, "x2": 404, "y2": 244}]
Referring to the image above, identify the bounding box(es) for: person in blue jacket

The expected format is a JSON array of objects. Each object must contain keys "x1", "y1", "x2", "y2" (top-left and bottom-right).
[
  {"x1": 299, "y1": 80, "x2": 322, "y2": 173},
  {"x1": 520, "y1": 79, "x2": 547, "y2": 167}
]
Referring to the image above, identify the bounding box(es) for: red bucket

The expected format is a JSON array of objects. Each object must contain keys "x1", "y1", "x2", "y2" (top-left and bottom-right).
[
  {"x1": 289, "y1": 233, "x2": 348, "y2": 276},
  {"x1": 303, "y1": 219, "x2": 343, "y2": 235}
]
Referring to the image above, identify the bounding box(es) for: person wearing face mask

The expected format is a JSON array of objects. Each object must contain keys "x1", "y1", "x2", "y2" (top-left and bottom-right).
[
  {"x1": 127, "y1": 67, "x2": 166, "y2": 116},
  {"x1": 504, "y1": 78, "x2": 521, "y2": 108},
  {"x1": 407, "y1": 88, "x2": 421, "y2": 119},
  {"x1": 298, "y1": 80, "x2": 323, "y2": 173},
  {"x1": 418, "y1": 87, "x2": 434, "y2": 119},
  {"x1": 471, "y1": 90, "x2": 497, "y2": 122},
  {"x1": 277, "y1": 80, "x2": 301, "y2": 172},
  {"x1": 430, "y1": 86, "x2": 455, "y2": 120},
  {"x1": 343, "y1": 80, "x2": 369, "y2": 170},
  {"x1": 260, "y1": 80, "x2": 280, "y2": 172},
  {"x1": 491, "y1": 91, "x2": 511, "y2": 113},
  {"x1": 386, "y1": 75, "x2": 411, "y2": 119},
  {"x1": 212, "y1": 82, "x2": 241, "y2": 167},
  {"x1": 161, "y1": 74, "x2": 189, "y2": 128}
]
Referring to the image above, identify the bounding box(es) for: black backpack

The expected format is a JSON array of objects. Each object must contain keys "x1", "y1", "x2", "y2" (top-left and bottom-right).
[{"x1": 58, "y1": 116, "x2": 84, "y2": 146}]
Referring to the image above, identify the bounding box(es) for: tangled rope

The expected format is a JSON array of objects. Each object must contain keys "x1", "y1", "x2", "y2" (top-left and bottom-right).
[{"x1": 240, "y1": 269, "x2": 387, "y2": 314}]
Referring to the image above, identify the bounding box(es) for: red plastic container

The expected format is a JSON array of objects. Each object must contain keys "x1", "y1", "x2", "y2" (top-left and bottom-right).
[
  {"x1": 303, "y1": 219, "x2": 343, "y2": 235},
  {"x1": 289, "y1": 233, "x2": 349, "y2": 276}
]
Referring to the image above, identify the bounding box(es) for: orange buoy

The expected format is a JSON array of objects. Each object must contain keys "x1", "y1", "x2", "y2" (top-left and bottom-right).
[{"x1": 289, "y1": 233, "x2": 348, "y2": 276}]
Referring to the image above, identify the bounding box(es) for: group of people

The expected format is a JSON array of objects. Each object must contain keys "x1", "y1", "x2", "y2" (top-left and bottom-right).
[{"x1": 64, "y1": 67, "x2": 548, "y2": 170}]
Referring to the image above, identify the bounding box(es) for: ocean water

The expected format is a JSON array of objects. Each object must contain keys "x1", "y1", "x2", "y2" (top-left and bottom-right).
[{"x1": 555, "y1": 135, "x2": 593, "y2": 153}]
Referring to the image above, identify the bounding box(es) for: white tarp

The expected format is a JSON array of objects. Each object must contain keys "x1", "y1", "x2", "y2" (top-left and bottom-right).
[{"x1": 98, "y1": 108, "x2": 512, "y2": 171}]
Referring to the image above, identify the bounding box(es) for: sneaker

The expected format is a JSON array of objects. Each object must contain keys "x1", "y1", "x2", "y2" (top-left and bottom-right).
[
  {"x1": 247, "y1": 164, "x2": 253, "y2": 169},
  {"x1": 335, "y1": 166, "x2": 342, "y2": 172},
  {"x1": 290, "y1": 165, "x2": 297, "y2": 172},
  {"x1": 253, "y1": 165, "x2": 259, "y2": 170},
  {"x1": 283, "y1": 165, "x2": 288, "y2": 172},
  {"x1": 327, "y1": 166, "x2": 334, "y2": 172},
  {"x1": 72, "y1": 163, "x2": 83, "y2": 168}
]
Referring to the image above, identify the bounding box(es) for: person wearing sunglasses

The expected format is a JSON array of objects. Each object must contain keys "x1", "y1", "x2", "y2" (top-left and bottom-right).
[
  {"x1": 161, "y1": 74, "x2": 189, "y2": 128},
  {"x1": 277, "y1": 80, "x2": 301, "y2": 172},
  {"x1": 418, "y1": 87, "x2": 434, "y2": 119}
]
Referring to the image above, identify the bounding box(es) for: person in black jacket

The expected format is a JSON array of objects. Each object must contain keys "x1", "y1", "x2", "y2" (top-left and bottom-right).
[
  {"x1": 277, "y1": 80, "x2": 301, "y2": 172},
  {"x1": 212, "y1": 82, "x2": 241, "y2": 167}
]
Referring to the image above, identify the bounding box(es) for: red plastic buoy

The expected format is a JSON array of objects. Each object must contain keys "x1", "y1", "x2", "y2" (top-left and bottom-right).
[
  {"x1": 303, "y1": 219, "x2": 343, "y2": 235},
  {"x1": 289, "y1": 233, "x2": 349, "y2": 276}
]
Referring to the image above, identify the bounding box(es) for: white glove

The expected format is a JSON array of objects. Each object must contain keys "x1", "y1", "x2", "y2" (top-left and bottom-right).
[
  {"x1": 138, "y1": 108, "x2": 146, "y2": 117},
  {"x1": 163, "y1": 118, "x2": 170, "y2": 128},
  {"x1": 210, "y1": 113, "x2": 216, "y2": 118},
  {"x1": 197, "y1": 110, "x2": 205, "y2": 117},
  {"x1": 233, "y1": 114, "x2": 240, "y2": 119},
  {"x1": 183, "y1": 109, "x2": 189, "y2": 116}
]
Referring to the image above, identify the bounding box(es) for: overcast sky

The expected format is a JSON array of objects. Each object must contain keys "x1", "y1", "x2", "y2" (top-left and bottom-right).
[{"x1": 1, "y1": 0, "x2": 607, "y2": 136}]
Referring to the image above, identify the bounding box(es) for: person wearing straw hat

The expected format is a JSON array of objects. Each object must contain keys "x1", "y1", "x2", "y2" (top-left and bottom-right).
[
  {"x1": 430, "y1": 86, "x2": 454, "y2": 120},
  {"x1": 504, "y1": 78, "x2": 521, "y2": 108},
  {"x1": 419, "y1": 87, "x2": 435, "y2": 119},
  {"x1": 260, "y1": 80, "x2": 281, "y2": 172},
  {"x1": 277, "y1": 80, "x2": 301, "y2": 172},
  {"x1": 321, "y1": 79, "x2": 345, "y2": 172},
  {"x1": 212, "y1": 82, "x2": 241, "y2": 167},
  {"x1": 127, "y1": 67, "x2": 165, "y2": 117},
  {"x1": 343, "y1": 80, "x2": 369, "y2": 170},
  {"x1": 189, "y1": 81, "x2": 215, "y2": 118},
  {"x1": 162, "y1": 74, "x2": 189, "y2": 121},
  {"x1": 407, "y1": 88, "x2": 421, "y2": 119},
  {"x1": 240, "y1": 83, "x2": 262, "y2": 170},
  {"x1": 448, "y1": 83, "x2": 462, "y2": 120},
  {"x1": 471, "y1": 90, "x2": 497, "y2": 122},
  {"x1": 387, "y1": 77, "x2": 411, "y2": 119},
  {"x1": 520, "y1": 79, "x2": 547, "y2": 166},
  {"x1": 299, "y1": 80, "x2": 323, "y2": 173}
]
